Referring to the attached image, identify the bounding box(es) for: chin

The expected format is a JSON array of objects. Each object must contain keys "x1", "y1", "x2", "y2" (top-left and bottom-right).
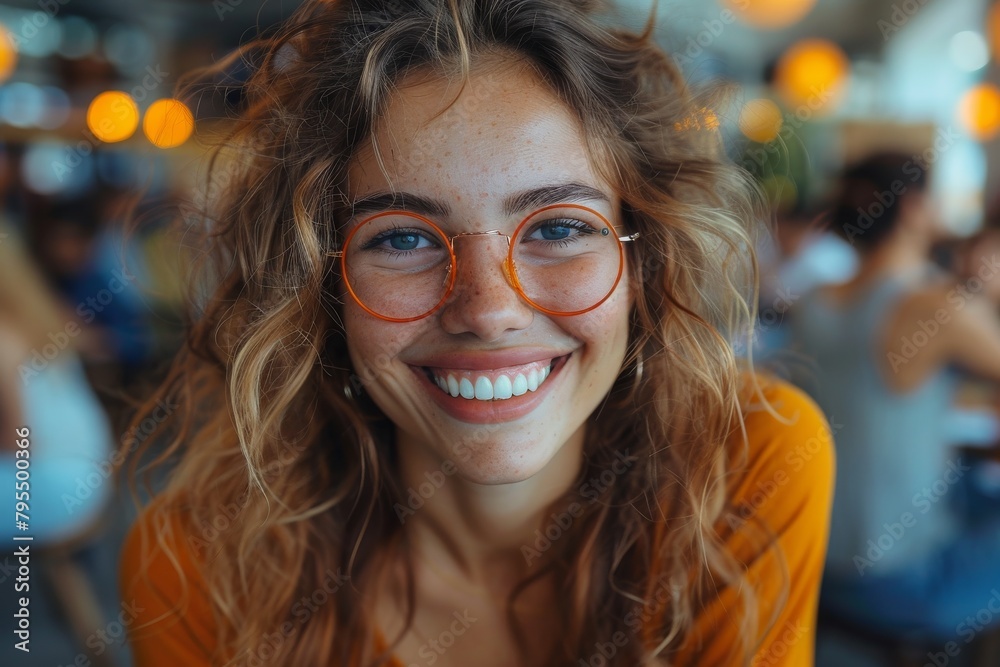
[
  {"x1": 428, "y1": 415, "x2": 583, "y2": 486},
  {"x1": 449, "y1": 441, "x2": 563, "y2": 486}
]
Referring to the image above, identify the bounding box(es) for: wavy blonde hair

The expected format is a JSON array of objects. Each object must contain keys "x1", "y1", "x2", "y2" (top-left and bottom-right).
[{"x1": 121, "y1": 1, "x2": 780, "y2": 664}]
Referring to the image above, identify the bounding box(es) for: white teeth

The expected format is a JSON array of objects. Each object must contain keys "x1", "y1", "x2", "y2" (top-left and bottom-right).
[
  {"x1": 459, "y1": 377, "x2": 475, "y2": 399},
  {"x1": 493, "y1": 375, "x2": 513, "y2": 399},
  {"x1": 527, "y1": 369, "x2": 539, "y2": 392},
  {"x1": 474, "y1": 376, "x2": 493, "y2": 400},
  {"x1": 431, "y1": 362, "x2": 556, "y2": 401}
]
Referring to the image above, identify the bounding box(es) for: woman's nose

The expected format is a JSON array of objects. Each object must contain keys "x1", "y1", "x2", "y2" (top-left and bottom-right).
[{"x1": 438, "y1": 235, "x2": 534, "y2": 341}]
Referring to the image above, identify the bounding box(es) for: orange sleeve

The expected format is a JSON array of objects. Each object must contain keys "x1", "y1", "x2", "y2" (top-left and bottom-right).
[
  {"x1": 675, "y1": 378, "x2": 836, "y2": 666},
  {"x1": 118, "y1": 501, "x2": 220, "y2": 667}
]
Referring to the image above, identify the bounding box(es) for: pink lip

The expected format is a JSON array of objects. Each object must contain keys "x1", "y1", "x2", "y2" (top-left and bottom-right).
[{"x1": 409, "y1": 353, "x2": 572, "y2": 424}]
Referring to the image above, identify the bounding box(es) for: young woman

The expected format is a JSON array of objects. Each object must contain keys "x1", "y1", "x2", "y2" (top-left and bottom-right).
[{"x1": 118, "y1": 1, "x2": 834, "y2": 665}]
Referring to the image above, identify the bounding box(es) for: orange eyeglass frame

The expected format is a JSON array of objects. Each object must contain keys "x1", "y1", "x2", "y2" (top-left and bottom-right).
[{"x1": 327, "y1": 203, "x2": 640, "y2": 323}]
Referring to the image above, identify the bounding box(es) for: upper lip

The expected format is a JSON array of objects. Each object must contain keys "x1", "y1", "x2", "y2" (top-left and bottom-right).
[{"x1": 407, "y1": 347, "x2": 574, "y2": 371}]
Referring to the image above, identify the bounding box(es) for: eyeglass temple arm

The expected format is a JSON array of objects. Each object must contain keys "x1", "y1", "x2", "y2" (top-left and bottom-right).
[{"x1": 618, "y1": 232, "x2": 640, "y2": 243}]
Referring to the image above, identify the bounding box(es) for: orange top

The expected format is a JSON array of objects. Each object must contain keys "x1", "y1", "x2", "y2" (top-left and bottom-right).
[{"x1": 120, "y1": 378, "x2": 834, "y2": 666}]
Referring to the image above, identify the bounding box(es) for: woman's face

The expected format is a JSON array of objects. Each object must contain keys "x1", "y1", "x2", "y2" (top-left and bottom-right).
[{"x1": 342, "y1": 63, "x2": 632, "y2": 485}]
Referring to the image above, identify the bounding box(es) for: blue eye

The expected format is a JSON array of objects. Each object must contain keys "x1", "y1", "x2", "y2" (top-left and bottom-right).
[
  {"x1": 525, "y1": 218, "x2": 597, "y2": 244},
  {"x1": 363, "y1": 228, "x2": 438, "y2": 253},
  {"x1": 538, "y1": 224, "x2": 574, "y2": 241},
  {"x1": 388, "y1": 232, "x2": 423, "y2": 250}
]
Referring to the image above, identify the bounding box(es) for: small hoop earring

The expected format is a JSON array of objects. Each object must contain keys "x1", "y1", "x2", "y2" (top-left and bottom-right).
[
  {"x1": 344, "y1": 376, "x2": 362, "y2": 400},
  {"x1": 634, "y1": 349, "x2": 644, "y2": 387}
]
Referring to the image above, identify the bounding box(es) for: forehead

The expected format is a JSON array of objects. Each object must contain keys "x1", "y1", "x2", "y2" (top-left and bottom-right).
[{"x1": 346, "y1": 63, "x2": 613, "y2": 207}]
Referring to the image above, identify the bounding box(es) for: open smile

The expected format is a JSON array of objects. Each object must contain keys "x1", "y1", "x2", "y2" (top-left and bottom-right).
[
  {"x1": 408, "y1": 353, "x2": 573, "y2": 423},
  {"x1": 423, "y1": 357, "x2": 564, "y2": 401}
]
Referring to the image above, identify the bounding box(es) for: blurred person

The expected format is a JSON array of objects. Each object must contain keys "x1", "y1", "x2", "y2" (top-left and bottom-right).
[
  {"x1": 0, "y1": 222, "x2": 115, "y2": 544},
  {"x1": 754, "y1": 206, "x2": 858, "y2": 355},
  {"x1": 30, "y1": 194, "x2": 154, "y2": 378},
  {"x1": 787, "y1": 152, "x2": 1000, "y2": 644},
  {"x1": 119, "y1": 2, "x2": 835, "y2": 666},
  {"x1": 762, "y1": 209, "x2": 859, "y2": 305}
]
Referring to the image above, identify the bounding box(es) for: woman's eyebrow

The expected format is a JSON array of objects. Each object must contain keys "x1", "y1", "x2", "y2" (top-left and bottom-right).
[
  {"x1": 348, "y1": 183, "x2": 612, "y2": 219},
  {"x1": 502, "y1": 183, "x2": 611, "y2": 216},
  {"x1": 349, "y1": 193, "x2": 450, "y2": 219}
]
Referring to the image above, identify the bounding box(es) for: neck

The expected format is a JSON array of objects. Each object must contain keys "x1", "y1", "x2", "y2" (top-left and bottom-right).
[
  {"x1": 855, "y1": 232, "x2": 931, "y2": 284},
  {"x1": 393, "y1": 425, "x2": 585, "y2": 589}
]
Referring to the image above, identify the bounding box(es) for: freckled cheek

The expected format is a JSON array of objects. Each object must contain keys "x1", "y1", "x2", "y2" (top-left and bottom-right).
[
  {"x1": 342, "y1": 306, "x2": 419, "y2": 381},
  {"x1": 567, "y1": 291, "x2": 631, "y2": 384}
]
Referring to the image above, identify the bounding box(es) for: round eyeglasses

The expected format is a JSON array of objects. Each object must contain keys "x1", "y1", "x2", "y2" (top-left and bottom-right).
[{"x1": 327, "y1": 203, "x2": 639, "y2": 323}]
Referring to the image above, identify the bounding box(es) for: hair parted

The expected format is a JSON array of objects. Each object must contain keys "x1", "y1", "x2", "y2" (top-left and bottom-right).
[{"x1": 120, "y1": 1, "x2": 782, "y2": 665}]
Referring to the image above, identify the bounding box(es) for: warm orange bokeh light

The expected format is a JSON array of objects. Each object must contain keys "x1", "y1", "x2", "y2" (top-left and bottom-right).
[
  {"x1": 143, "y1": 99, "x2": 195, "y2": 149},
  {"x1": 739, "y1": 98, "x2": 784, "y2": 143},
  {"x1": 958, "y1": 84, "x2": 1000, "y2": 141},
  {"x1": 0, "y1": 25, "x2": 18, "y2": 82},
  {"x1": 774, "y1": 39, "x2": 849, "y2": 115},
  {"x1": 724, "y1": 0, "x2": 817, "y2": 30},
  {"x1": 87, "y1": 91, "x2": 139, "y2": 143}
]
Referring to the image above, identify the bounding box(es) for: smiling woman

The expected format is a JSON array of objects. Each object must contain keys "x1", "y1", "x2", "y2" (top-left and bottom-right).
[{"x1": 117, "y1": 1, "x2": 834, "y2": 666}]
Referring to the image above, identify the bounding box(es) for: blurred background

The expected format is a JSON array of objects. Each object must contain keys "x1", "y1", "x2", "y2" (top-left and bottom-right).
[{"x1": 0, "y1": 0, "x2": 999, "y2": 665}]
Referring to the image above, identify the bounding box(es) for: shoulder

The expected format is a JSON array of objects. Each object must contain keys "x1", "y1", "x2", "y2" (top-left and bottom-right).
[
  {"x1": 734, "y1": 373, "x2": 836, "y2": 483},
  {"x1": 726, "y1": 373, "x2": 836, "y2": 549},
  {"x1": 731, "y1": 375, "x2": 836, "y2": 660},
  {"x1": 892, "y1": 282, "x2": 954, "y2": 320},
  {"x1": 119, "y1": 497, "x2": 221, "y2": 665},
  {"x1": 673, "y1": 375, "x2": 836, "y2": 665},
  {"x1": 120, "y1": 496, "x2": 198, "y2": 587}
]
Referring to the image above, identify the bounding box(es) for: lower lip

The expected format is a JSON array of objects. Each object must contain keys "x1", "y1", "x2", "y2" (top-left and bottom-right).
[{"x1": 411, "y1": 356, "x2": 570, "y2": 424}]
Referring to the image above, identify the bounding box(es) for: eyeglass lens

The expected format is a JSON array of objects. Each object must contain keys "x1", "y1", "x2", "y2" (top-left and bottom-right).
[{"x1": 342, "y1": 206, "x2": 623, "y2": 320}]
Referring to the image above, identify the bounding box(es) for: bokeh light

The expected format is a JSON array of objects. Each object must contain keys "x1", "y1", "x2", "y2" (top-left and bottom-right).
[
  {"x1": 57, "y1": 16, "x2": 99, "y2": 60},
  {"x1": 957, "y1": 84, "x2": 1000, "y2": 142},
  {"x1": 104, "y1": 23, "x2": 156, "y2": 77},
  {"x1": 724, "y1": 0, "x2": 817, "y2": 30},
  {"x1": 143, "y1": 99, "x2": 195, "y2": 149},
  {"x1": 0, "y1": 24, "x2": 18, "y2": 82},
  {"x1": 774, "y1": 39, "x2": 849, "y2": 115},
  {"x1": 739, "y1": 98, "x2": 784, "y2": 143},
  {"x1": 22, "y1": 142, "x2": 95, "y2": 196},
  {"x1": 0, "y1": 82, "x2": 45, "y2": 128},
  {"x1": 87, "y1": 91, "x2": 140, "y2": 143},
  {"x1": 949, "y1": 31, "x2": 989, "y2": 72},
  {"x1": 12, "y1": 14, "x2": 61, "y2": 58}
]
